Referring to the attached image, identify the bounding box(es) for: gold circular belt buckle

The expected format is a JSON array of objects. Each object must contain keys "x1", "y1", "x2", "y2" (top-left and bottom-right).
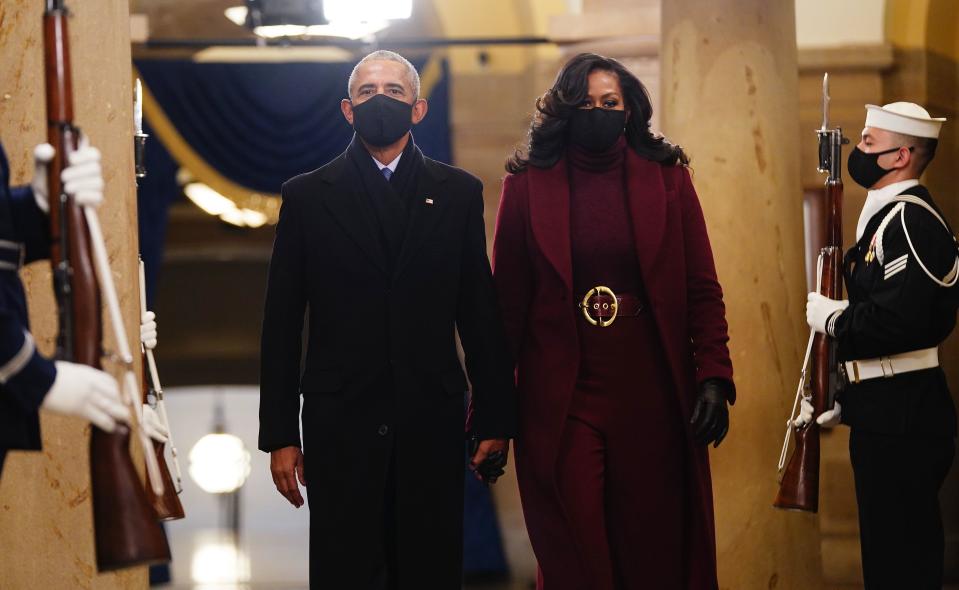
[{"x1": 579, "y1": 285, "x2": 618, "y2": 327}]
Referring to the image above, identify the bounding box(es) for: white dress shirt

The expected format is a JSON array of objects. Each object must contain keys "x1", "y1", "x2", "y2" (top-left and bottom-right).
[{"x1": 372, "y1": 152, "x2": 402, "y2": 175}]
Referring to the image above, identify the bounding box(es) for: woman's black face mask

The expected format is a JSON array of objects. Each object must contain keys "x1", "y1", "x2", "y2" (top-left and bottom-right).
[{"x1": 568, "y1": 108, "x2": 627, "y2": 153}]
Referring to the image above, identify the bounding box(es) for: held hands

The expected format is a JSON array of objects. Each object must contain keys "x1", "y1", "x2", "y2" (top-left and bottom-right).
[
  {"x1": 806, "y1": 293, "x2": 849, "y2": 335},
  {"x1": 41, "y1": 361, "x2": 129, "y2": 432},
  {"x1": 271, "y1": 446, "x2": 306, "y2": 508},
  {"x1": 690, "y1": 378, "x2": 730, "y2": 448},
  {"x1": 140, "y1": 311, "x2": 158, "y2": 350},
  {"x1": 469, "y1": 437, "x2": 510, "y2": 485},
  {"x1": 793, "y1": 398, "x2": 842, "y2": 429},
  {"x1": 141, "y1": 404, "x2": 169, "y2": 443},
  {"x1": 31, "y1": 139, "x2": 104, "y2": 214}
]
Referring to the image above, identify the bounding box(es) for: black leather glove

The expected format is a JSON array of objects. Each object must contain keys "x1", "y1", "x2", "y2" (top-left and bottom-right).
[
  {"x1": 468, "y1": 436, "x2": 508, "y2": 485},
  {"x1": 690, "y1": 378, "x2": 731, "y2": 448}
]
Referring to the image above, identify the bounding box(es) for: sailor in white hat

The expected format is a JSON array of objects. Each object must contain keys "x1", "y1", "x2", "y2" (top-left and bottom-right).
[{"x1": 799, "y1": 101, "x2": 958, "y2": 589}]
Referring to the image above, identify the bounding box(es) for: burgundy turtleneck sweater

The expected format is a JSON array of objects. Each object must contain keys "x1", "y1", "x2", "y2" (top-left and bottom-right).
[{"x1": 568, "y1": 136, "x2": 644, "y2": 298}]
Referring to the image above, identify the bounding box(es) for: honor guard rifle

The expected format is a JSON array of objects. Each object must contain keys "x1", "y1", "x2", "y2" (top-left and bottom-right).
[
  {"x1": 44, "y1": 0, "x2": 171, "y2": 570},
  {"x1": 775, "y1": 73, "x2": 847, "y2": 513}
]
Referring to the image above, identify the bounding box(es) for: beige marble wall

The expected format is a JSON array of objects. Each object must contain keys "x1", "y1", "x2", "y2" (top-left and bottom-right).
[
  {"x1": 0, "y1": 1, "x2": 147, "y2": 587},
  {"x1": 661, "y1": 1, "x2": 826, "y2": 588}
]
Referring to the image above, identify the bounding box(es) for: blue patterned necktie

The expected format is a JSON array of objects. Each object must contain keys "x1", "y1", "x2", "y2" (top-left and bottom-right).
[{"x1": 381, "y1": 167, "x2": 392, "y2": 181}]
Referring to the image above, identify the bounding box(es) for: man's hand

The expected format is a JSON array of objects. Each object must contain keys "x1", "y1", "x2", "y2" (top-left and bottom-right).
[
  {"x1": 469, "y1": 438, "x2": 510, "y2": 485},
  {"x1": 31, "y1": 139, "x2": 104, "y2": 213},
  {"x1": 31, "y1": 143, "x2": 55, "y2": 212},
  {"x1": 793, "y1": 398, "x2": 842, "y2": 429},
  {"x1": 42, "y1": 361, "x2": 129, "y2": 432},
  {"x1": 271, "y1": 446, "x2": 306, "y2": 508},
  {"x1": 806, "y1": 292, "x2": 849, "y2": 335},
  {"x1": 140, "y1": 311, "x2": 158, "y2": 350},
  {"x1": 141, "y1": 404, "x2": 169, "y2": 443}
]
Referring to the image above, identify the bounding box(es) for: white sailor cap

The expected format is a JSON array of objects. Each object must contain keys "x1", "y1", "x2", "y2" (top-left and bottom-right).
[{"x1": 864, "y1": 102, "x2": 946, "y2": 139}]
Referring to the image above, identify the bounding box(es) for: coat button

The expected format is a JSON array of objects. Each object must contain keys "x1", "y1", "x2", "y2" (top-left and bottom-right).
[{"x1": 377, "y1": 424, "x2": 389, "y2": 436}]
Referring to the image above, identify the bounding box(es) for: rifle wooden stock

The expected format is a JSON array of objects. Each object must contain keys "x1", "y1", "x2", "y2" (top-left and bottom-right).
[
  {"x1": 142, "y1": 353, "x2": 185, "y2": 521},
  {"x1": 775, "y1": 178, "x2": 844, "y2": 513},
  {"x1": 146, "y1": 439, "x2": 187, "y2": 521},
  {"x1": 44, "y1": 0, "x2": 170, "y2": 571}
]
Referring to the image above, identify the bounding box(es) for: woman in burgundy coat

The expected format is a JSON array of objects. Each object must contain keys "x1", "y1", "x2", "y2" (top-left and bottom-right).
[{"x1": 492, "y1": 53, "x2": 735, "y2": 590}]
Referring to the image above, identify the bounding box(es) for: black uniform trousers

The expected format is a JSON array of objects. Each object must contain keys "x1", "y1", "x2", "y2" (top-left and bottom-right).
[{"x1": 850, "y1": 428, "x2": 954, "y2": 590}]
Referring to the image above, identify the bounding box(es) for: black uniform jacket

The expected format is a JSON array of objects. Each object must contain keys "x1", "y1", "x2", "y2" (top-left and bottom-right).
[
  {"x1": 0, "y1": 142, "x2": 56, "y2": 476},
  {"x1": 835, "y1": 184, "x2": 958, "y2": 437},
  {"x1": 258, "y1": 137, "x2": 516, "y2": 585}
]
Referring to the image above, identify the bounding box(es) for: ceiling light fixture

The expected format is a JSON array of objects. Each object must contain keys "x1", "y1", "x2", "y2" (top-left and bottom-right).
[
  {"x1": 224, "y1": 0, "x2": 411, "y2": 40},
  {"x1": 184, "y1": 182, "x2": 269, "y2": 228}
]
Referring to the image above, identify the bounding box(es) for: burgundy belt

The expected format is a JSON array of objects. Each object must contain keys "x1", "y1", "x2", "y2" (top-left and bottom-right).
[{"x1": 577, "y1": 286, "x2": 645, "y2": 327}]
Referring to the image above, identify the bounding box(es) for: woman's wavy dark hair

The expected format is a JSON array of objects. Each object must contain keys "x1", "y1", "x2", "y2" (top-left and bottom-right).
[{"x1": 506, "y1": 53, "x2": 689, "y2": 173}]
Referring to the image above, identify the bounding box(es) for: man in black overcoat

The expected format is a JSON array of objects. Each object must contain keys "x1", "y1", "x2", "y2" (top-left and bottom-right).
[{"x1": 258, "y1": 51, "x2": 516, "y2": 589}]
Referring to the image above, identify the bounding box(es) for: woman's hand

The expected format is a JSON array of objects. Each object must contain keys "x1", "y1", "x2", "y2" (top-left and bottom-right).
[{"x1": 690, "y1": 378, "x2": 731, "y2": 447}]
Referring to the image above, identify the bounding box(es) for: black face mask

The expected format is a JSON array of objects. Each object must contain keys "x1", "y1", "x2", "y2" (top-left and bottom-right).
[
  {"x1": 351, "y1": 94, "x2": 414, "y2": 147},
  {"x1": 568, "y1": 108, "x2": 627, "y2": 153},
  {"x1": 847, "y1": 145, "x2": 903, "y2": 189}
]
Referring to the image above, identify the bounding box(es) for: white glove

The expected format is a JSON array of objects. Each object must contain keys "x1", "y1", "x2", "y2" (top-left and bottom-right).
[
  {"x1": 806, "y1": 292, "x2": 849, "y2": 335},
  {"x1": 41, "y1": 361, "x2": 129, "y2": 432},
  {"x1": 140, "y1": 311, "x2": 157, "y2": 350},
  {"x1": 141, "y1": 404, "x2": 169, "y2": 444},
  {"x1": 30, "y1": 140, "x2": 104, "y2": 214},
  {"x1": 793, "y1": 398, "x2": 842, "y2": 429},
  {"x1": 31, "y1": 143, "x2": 55, "y2": 213},
  {"x1": 63, "y1": 141, "x2": 104, "y2": 209}
]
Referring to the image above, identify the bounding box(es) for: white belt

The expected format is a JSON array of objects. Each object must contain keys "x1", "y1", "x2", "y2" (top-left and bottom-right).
[{"x1": 843, "y1": 347, "x2": 939, "y2": 384}]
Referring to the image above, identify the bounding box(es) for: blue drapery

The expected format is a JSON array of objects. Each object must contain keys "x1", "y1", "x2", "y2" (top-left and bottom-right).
[{"x1": 135, "y1": 58, "x2": 451, "y2": 194}]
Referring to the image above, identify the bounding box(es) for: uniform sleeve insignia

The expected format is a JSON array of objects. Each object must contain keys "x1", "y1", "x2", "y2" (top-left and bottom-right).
[{"x1": 884, "y1": 253, "x2": 908, "y2": 280}]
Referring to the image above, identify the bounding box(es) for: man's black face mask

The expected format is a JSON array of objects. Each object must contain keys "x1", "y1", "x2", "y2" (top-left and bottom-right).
[
  {"x1": 351, "y1": 94, "x2": 414, "y2": 147},
  {"x1": 847, "y1": 145, "x2": 907, "y2": 189}
]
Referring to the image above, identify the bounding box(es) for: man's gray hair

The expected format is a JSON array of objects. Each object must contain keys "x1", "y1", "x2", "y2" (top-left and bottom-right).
[{"x1": 347, "y1": 50, "x2": 421, "y2": 100}]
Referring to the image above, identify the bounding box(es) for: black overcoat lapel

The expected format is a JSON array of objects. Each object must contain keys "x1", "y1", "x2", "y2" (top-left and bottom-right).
[
  {"x1": 317, "y1": 150, "x2": 389, "y2": 275},
  {"x1": 393, "y1": 156, "x2": 451, "y2": 281}
]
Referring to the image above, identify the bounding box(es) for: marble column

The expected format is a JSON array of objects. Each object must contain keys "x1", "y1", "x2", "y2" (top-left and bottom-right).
[
  {"x1": 661, "y1": 1, "x2": 825, "y2": 588},
  {"x1": 0, "y1": 0, "x2": 147, "y2": 587}
]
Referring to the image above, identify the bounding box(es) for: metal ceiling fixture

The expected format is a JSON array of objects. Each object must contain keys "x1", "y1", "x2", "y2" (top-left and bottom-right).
[{"x1": 224, "y1": 0, "x2": 413, "y2": 40}]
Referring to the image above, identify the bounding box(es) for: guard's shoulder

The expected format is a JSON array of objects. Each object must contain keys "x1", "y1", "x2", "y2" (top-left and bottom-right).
[
  {"x1": 879, "y1": 195, "x2": 958, "y2": 277},
  {"x1": 885, "y1": 197, "x2": 954, "y2": 248}
]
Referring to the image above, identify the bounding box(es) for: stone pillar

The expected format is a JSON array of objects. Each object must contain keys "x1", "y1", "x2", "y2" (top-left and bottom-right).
[
  {"x1": 661, "y1": 2, "x2": 825, "y2": 588},
  {"x1": 0, "y1": 1, "x2": 147, "y2": 587}
]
